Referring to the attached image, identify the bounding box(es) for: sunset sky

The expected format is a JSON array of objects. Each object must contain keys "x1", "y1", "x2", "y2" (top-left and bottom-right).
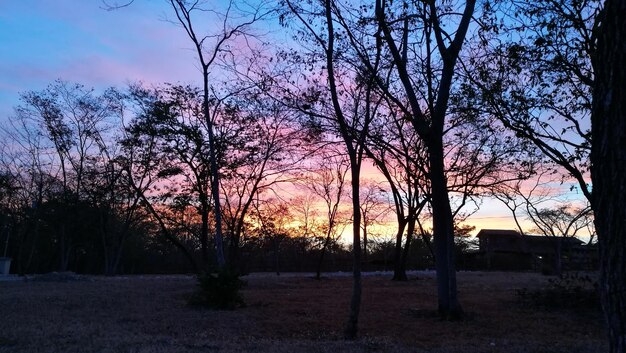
[{"x1": 0, "y1": 1, "x2": 590, "y2": 239}]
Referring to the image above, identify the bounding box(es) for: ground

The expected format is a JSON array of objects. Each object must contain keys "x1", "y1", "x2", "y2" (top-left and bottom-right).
[{"x1": 0, "y1": 271, "x2": 606, "y2": 353}]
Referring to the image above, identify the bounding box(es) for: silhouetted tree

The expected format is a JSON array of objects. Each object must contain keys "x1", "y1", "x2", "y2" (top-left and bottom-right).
[
  {"x1": 218, "y1": 91, "x2": 307, "y2": 272},
  {"x1": 120, "y1": 86, "x2": 201, "y2": 272},
  {"x1": 167, "y1": 0, "x2": 272, "y2": 269},
  {"x1": 469, "y1": 0, "x2": 601, "y2": 203},
  {"x1": 362, "y1": 115, "x2": 429, "y2": 281},
  {"x1": 282, "y1": 0, "x2": 386, "y2": 337},
  {"x1": 590, "y1": 0, "x2": 626, "y2": 350},
  {"x1": 357, "y1": 180, "x2": 391, "y2": 268},
  {"x1": 374, "y1": 0, "x2": 475, "y2": 319},
  {"x1": 8, "y1": 81, "x2": 122, "y2": 272},
  {"x1": 301, "y1": 151, "x2": 350, "y2": 280}
]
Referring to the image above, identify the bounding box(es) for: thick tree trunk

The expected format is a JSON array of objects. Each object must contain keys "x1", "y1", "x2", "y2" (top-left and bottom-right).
[
  {"x1": 344, "y1": 163, "x2": 362, "y2": 339},
  {"x1": 199, "y1": 196, "x2": 210, "y2": 269},
  {"x1": 428, "y1": 138, "x2": 463, "y2": 320},
  {"x1": 203, "y1": 72, "x2": 226, "y2": 270},
  {"x1": 399, "y1": 216, "x2": 416, "y2": 275},
  {"x1": 591, "y1": 1, "x2": 626, "y2": 351},
  {"x1": 392, "y1": 219, "x2": 408, "y2": 281}
]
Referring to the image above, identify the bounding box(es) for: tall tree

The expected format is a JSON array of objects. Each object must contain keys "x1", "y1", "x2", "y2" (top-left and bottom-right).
[
  {"x1": 120, "y1": 86, "x2": 202, "y2": 272},
  {"x1": 168, "y1": 0, "x2": 271, "y2": 269},
  {"x1": 0, "y1": 116, "x2": 49, "y2": 274},
  {"x1": 469, "y1": 0, "x2": 602, "y2": 203},
  {"x1": 590, "y1": 0, "x2": 626, "y2": 351},
  {"x1": 282, "y1": 0, "x2": 384, "y2": 337},
  {"x1": 363, "y1": 109, "x2": 429, "y2": 281},
  {"x1": 218, "y1": 90, "x2": 307, "y2": 271},
  {"x1": 10, "y1": 81, "x2": 120, "y2": 272},
  {"x1": 123, "y1": 84, "x2": 218, "y2": 269},
  {"x1": 374, "y1": 0, "x2": 476, "y2": 319}
]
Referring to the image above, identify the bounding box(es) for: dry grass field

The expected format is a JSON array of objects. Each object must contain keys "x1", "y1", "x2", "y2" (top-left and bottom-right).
[{"x1": 0, "y1": 271, "x2": 606, "y2": 353}]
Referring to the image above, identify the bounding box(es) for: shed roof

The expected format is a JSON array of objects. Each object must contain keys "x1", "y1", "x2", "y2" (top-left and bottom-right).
[{"x1": 476, "y1": 229, "x2": 522, "y2": 238}]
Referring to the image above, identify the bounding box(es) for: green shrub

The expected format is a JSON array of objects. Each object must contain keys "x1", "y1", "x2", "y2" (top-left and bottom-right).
[{"x1": 188, "y1": 269, "x2": 246, "y2": 309}]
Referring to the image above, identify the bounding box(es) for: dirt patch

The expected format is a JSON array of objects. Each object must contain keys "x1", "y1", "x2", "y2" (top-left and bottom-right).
[{"x1": 0, "y1": 271, "x2": 606, "y2": 352}]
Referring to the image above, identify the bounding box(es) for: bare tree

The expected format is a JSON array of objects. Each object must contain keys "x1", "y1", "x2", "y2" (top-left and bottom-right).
[
  {"x1": 290, "y1": 193, "x2": 321, "y2": 245},
  {"x1": 363, "y1": 110, "x2": 429, "y2": 281},
  {"x1": 0, "y1": 116, "x2": 50, "y2": 274},
  {"x1": 357, "y1": 179, "x2": 392, "y2": 268},
  {"x1": 491, "y1": 165, "x2": 594, "y2": 276},
  {"x1": 281, "y1": 0, "x2": 388, "y2": 337},
  {"x1": 10, "y1": 81, "x2": 120, "y2": 272},
  {"x1": 218, "y1": 91, "x2": 308, "y2": 271},
  {"x1": 167, "y1": 0, "x2": 272, "y2": 269},
  {"x1": 374, "y1": 0, "x2": 476, "y2": 319},
  {"x1": 249, "y1": 197, "x2": 293, "y2": 275},
  {"x1": 527, "y1": 204, "x2": 593, "y2": 241},
  {"x1": 468, "y1": 0, "x2": 602, "y2": 203},
  {"x1": 301, "y1": 151, "x2": 350, "y2": 280}
]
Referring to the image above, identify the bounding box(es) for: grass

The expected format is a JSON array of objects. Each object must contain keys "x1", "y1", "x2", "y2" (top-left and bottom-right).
[{"x1": 0, "y1": 271, "x2": 606, "y2": 352}]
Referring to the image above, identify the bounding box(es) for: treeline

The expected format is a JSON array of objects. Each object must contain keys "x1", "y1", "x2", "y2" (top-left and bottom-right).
[{"x1": 0, "y1": 81, "x2": 479, "y2": 275}]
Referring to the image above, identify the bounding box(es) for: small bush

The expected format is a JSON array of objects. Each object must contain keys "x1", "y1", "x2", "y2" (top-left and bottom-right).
[
  {"x1": 188, "y1": 269, "x2": 246, "y2": 309},
  {"x1": 516, "y1": 272, "x2": 600, "y2": 310}
]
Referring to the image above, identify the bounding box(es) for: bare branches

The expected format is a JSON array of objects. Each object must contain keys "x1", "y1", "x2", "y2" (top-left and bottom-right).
[
  {"x1": 100, "y1": 0, "x2": 134, "y2": 11},
  {"x1": 169, "y1": 0, "x2": 273, "y2": 72},
  {"x1": 465, "y1": 0, "x2": 599, "y2": 203}
]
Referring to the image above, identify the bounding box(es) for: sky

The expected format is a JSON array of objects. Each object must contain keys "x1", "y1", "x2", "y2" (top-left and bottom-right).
[
  {"x1": 0, "y1": 0, "x2": 201, "y2": 120},
  {"x1": 0, "y1": 0, "x2": 591, "y2": 239}
]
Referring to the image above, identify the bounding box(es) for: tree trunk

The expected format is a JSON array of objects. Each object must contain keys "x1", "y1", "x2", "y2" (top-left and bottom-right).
[
  {"x1": 344, "y1": 163, "x2": 362, "y2": 339},
  {"x1": 362, "y1": 223, "x2": 368, "y2": 271},
  {"x1": 315, "y1": 236, "x2": 331, "y2": 280},
  {"x1": 200, "y1": 196, "x2": 210, "y2": 269},
  {"x1": 399, "y1": 216, "x2": 416, "y2": 276},
  {"x1": 203, "y1": 71, "x2": 226, "y2": 270},
  {"x1": 591, "y1": 1, "x2": 626, "y2": 351},
  {"x1": 428, "y1": 137, "x2": 463, "y2": 320},
  {"x1": 392, "y1": 219, "x2": 408, "y2": 281}
]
